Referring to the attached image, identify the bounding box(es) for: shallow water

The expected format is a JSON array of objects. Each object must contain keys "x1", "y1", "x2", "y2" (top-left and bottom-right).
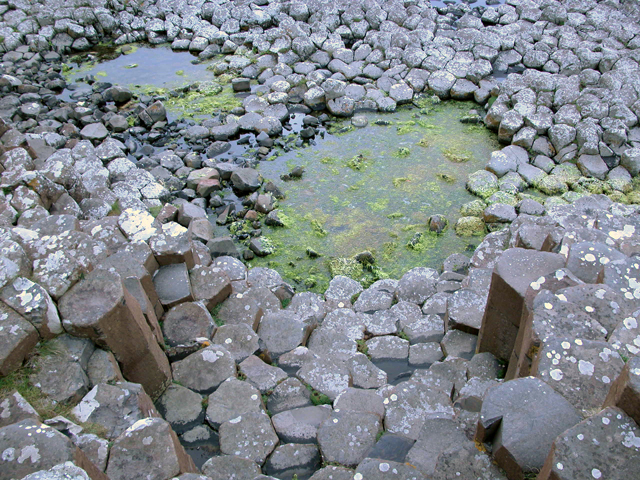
[
  {"x1": 60, "y1": 44, "x2": 212, "y2": 101},
  {"x1": 249, "y1": 102, "x2": 501, "y2": 292}
]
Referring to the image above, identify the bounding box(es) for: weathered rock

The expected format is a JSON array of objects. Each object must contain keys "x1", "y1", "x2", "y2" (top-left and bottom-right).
[
  {"x1": 219, "y1": 412, "x2": 279, "y2": 464},
  {"x1": 238, "y1": 355, "x2": 287, "y2": 393},
  {"x1": 153, "y1": 263, "x2": 193, "y2": 308},
  {"x1": 189, "y1": 264, "x2": 232, "y2": 310},
  {"x1": 445, "y1": 289, "x2": 485, "y2": 335},
  {"x1": 217, "y1": 292, "x2": 263, "y2": 331},
  {"x1": 538, "y1": 407, "x2": 640, "y2": 480},
  {"x1": 72, "y1": 382, "x2": 158, "y2": 440},
  {"x1": 0, "y1": 391, "x2": 40, "y2": 428},
  {"x1": 603, "y1": 355, "x2": 640, "y2": 425},
  {"x1": 58, "y1": 269, "x2": 171, "y2": 399},
  {"x1": 317, "y1": 410, "x2": 382, "y2": 467},
  {"x1": 475, "y1": 377, "x2": 582, "y2": 479},
  {"x1": 155, "y1": 384, "x2": 204, "y2": 434},
  {"x1": 297, "y1": 356, "x2": 351, "y2": 401},
  {"x1": 206, "y1": 377, "x2": 264, "y2": 429},
  {"x1": 211, "y1": 323, "x2": 259, "y2": 362},
  {"x1": 396, "y1": 267, "x2": 439, "y2": 305},
  {"x1": 0, "y1": 301, "x2": 38, "y2": 376},
  {"x1": 201, "y1": 455, "x2": 261, "y2": 480},
  {"x1": 0, "y1": 419, "x2": 108, "y2": 480},
  {"x1": 477, "y1": 248, "x2": 565, "y2": 362},
  {"x1": 171, "y1": 345, "x2": 236, "y2": 394},
  {"x1": 106, "y1": 417, "x2": 197, "y2": 480},
  {"x1": 264, "y1": 443, "x2": 321, "y2": 479},
  {"x1": 162, "y1": 301, "x2": 215, "y2": 347},
  {"x1": 258, "y1": 310, "x2": 314, "y2": 360}
]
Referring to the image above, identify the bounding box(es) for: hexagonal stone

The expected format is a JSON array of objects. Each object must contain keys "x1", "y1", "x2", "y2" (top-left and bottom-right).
[
  {"x1": 408, "y1": 342, "x2": 443, "y2": 367},
  {"x1": 201, "y1": 455, "x2": 261, "y2": 480},
  {"x1": 333, "y1": 387, "x2": 385, "y2": 420},
  {"x1": 477, "y1": 248, "x2": 565, "y2": 362},
  {"x1": 320, "y1": 308, "x2": 365, "y2": 342},
  {"x1": 118, "y1": 208, "x2": 159, "y2": 242},
  {"x1": 404, "y1": 417, "x2": 468, "y2": 476},
  {"x1": 324, "y1": 275, "x2": 363, "y2": 304},
  {"x1": 171, "y1": 345, "x2": 236, "y2": 394},
  {"x1": 189, "y1": 264, "x2": 232, "y2": 310},
  {"x1": 258, "y1": 310, "x2": 314, "y2": 360},
  {"x1": 297, "y1": 356, "x2": 351, "y2": 401},
  {"x1": 346, "y1": 353, "x2": 388, "y2": 389},
  {"x1": 402, "y1": 314, "x2": 445, "y2": 344},
  {"x1": 307, "y1": 325, "x2": 358, "y2": 362},
  {"x1": 162, "y1": 301, "x2": 215, "y2": 347},
  {"x1": 440, "y1": 329, "x2": 477, "y2": 360},
  {"x1": 219, "y1": 412, "x2": 279, "y2": 464},
  {"x1": 153, "y1": 263, "x2": 194, "y2": 308},
  {"x1": 383, "y1": 381, "x2": 454, "y2": 440},
  {"x1": 0, "y1": 419, "x2": 108, "y2": 480},
  {"x1": 466, "y1": 170, "x2": 498, "y2": 200},
  {"x1": 58, "y1": 269, "x2": 171, "y2": 400},
  {"x1": 396, "y1": 267, "x2": 438, "y2": 305},
  {"x1": 211, "y1": 324, "x2": 259, "y2": 362},
  {"x1": 533, "y1": 337, "x2": 624, "y2": 412},
  {"x1": 604, "y1": 355, "x2": 640, "y2": 425},
  {"x1": 557, "y1": 283, "x2": 625, "y2": 334},
  {"x1": 354, "y1": 279, "x2": 397, "y2": 313},
  {"x1": 106, "y1": 417, "x2": 197, "y2": 480},
  {"x1": 29, "y1": 344, "x2": 90, "y2": 404},
  {"x1": 155, "y1": 384, "x2": 204, "y2": 434},
  {"x1": 366, "y1": 336, "x2": 409, "y2": 361},
  {"x1": 0, "y1": 301, "x2": 38, "y2": 375},
  {"x1": 217, "y1": 292, "x2": 263, "y2": 331},
  {"x1": 1, "y1": 277, "x2": 62, "y2": 339},
  {"x1": 355, "y1": 458, "x2": 426, "y2": 479},
  {"x1": 566, "y1": 241, "x2": 626, "y2": 284},
  {"x1": 467, "y1": 352, "x2": 501, "y2": 380},
  {"x1": 577, "y1": 154, "x2": 609, "y2": 180},
  {"x1": 0, "y1": 391, "x2": 40, "y2": 428},
  {"x1": 445, "y1": 288, "x2": 486, "y2": 335},
  {"x1": 454, "y1": 376, "x2": 499, "y2": 413},
  {"x1": 412, "y1": 358, "x2": 468, "y2": 399},
  {"x1": 475, "y1": 377, "x2": 582, "y2": 480},
  {"x1": 289, "y1": 292, "x2": 326, "y2": 324},
  {"x1": 206, "y1": 377, "x2": 264, "y2": 429},
  {"x1": 149, "y1": 222, "x2": 195, "y2": 268},
  {"x1": 72, "y1": 382, "x2": 158, "y2": 440},
  {"x1": 538, "y1": 407, "x2": 640, "y2": 480},
  {"x1": 429, "y1": 441, "x2": 508, "y2": 480},
  {"x1": 317, "y1": 410, "x2": 382, "y2": 467},
  {"x1": 264, "y1": 443, "x2": 321, "y2": 479},
  {"x1": 20, "y1": 462, "x2": 93, "y2": 480},
  {"x1": 238, "y1": 355, "x2": 287, "y2": 393},
  {"x1": 309, "y1": 465, "x2": 354, "y2": 480},
  {"x1": 364, "y1": 310, "x2": 399, "y2": 336}
]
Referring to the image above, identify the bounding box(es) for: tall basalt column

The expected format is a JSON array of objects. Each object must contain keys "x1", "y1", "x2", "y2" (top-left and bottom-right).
[
  {"x1": 58, "y1": 268, "x2": 171, "y2": 400},
  {"x1": 476, "y1": 248, "x2": 565, "y2": 363}
]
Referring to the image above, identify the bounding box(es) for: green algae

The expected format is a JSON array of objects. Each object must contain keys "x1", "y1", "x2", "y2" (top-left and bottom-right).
[{"x1": 250, "y1": 103, "x2": 503, "y2": 292}]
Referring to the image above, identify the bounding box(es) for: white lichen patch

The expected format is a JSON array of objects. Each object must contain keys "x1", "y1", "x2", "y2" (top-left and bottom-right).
[{"x1": 118, "y1": 208, "x2": 158, "y2": 242}]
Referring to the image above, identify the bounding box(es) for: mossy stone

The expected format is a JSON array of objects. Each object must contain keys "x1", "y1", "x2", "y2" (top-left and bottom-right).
[
  {"x1": 460, "y1": 199, "x2": 486, "y2": 217},
  {"x1": 466, "y1": 170, "x2": 498, "y2": 199},
  {"x1": 455, "y1": 216, "x2": 486, "y2": 236},
  {"x1": 485, "y1": 191, "x2": 518, "y2": 207},
  {"x1": 537, "y1": 175, "x2": 569, "y2": 195}
]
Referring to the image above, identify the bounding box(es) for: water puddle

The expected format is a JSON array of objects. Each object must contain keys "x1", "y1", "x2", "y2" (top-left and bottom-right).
[
  {"x1": 247, "y1": 101, "x2": 500, "y2": 292},
  {"x1": 60, "y1": 44, "x2": 215, "y2": 102},
  {"x1": 373, "y1": 359, "x2": 426, "y2": 385}
]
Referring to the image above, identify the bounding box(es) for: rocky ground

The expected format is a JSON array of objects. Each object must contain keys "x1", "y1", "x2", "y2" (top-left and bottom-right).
[{"x1": 1, "y1": 0, "x2": 640, "y2": 479}]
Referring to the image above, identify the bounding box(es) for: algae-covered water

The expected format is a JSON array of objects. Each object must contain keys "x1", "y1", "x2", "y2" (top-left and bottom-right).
[{"x1": 249, "y1": 101, "x2": 500, "y2": 292}]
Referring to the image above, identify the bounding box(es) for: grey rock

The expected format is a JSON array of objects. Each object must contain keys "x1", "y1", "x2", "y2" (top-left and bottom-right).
[
  {"x1": 219, "y1": 412, "x2": 279, "y2": 464},
  {"x1": 272, "y1": 405, "x2": 332, "y2": 444},
  {"x1": 206, "y1": 377, "x2": 264, "y2": 429},
  {"x1": 171, "y1": 345, "x2": 236, "y2": 394},
  {"x1": 155, "y1": 384, "x2": 204, "y2": 434},
  {"x1": 317, "y1": 410, "x2": 382, "y2": 467}
]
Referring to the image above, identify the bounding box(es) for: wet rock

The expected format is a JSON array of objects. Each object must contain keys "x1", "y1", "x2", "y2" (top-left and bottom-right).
[
  {"x1": 366, "y1": 335, "x2": 409, "y2": 361},
  {"x1": 408, "y1": 342, "x2": 443, "y2": 367},
  {"x1": 106, "y1": 417, "x2": 197, "y2": 480},
  {"x1": 231, "y1": 168, "x2": 262, "y2": 194},
  {"x1": 476, "y1": 377, "x2": 582, "y2": 480},
  {"x1": 80, "y1": 123, "x2": 109, "y2": 141},
  {"x1": 219, "y1": 411, "x2": 279, "y2": 464},
  {"x1": 155, "y1": 384, "x2": 204, "y2": 435},
  {"x1": 347, "y1": 353, "x2": 388, "y2": 389}
]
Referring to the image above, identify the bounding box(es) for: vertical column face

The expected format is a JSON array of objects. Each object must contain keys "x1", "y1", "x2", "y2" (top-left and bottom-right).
[
  {"x1": 476, "y1": 248, "x2": 566, "y2": 363},
  {"x1": 58, "y1": 268, "x2": 171, "y2": 400}
]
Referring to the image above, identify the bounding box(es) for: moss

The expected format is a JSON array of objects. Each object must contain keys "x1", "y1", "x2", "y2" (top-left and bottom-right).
[
  {"x1": 442, "y1": 146, "x2": 473, "y2": 163},
  {"x1": 356, "y1": 339, "x2": 369, "y2": 357},
  {"x1": 108, "y1": 200, "x2": 121, "y2": 216},
  {"x1": 320, "y1": 156, "x2": 338, "y2": 164},
  {"x1": 417, "y1": 136, "x2": 431, "y2": 148},
  {"x1": 95, "y1": 71, "x2": 108, "y2": 77},
  {"x1": 437, "y1": 173, "x2": 456, "y2": 184},
  {"x1": 460, "y1": 199, "x2": 486, "y2": 217},
  {"x1": 164, "y1": 82, "x2": 242, "y2": 119},
  {"x1": 345, "y1": 153, "x2": 370, "y2": 171},
  {"x1": 328, "y1": 257, "x2": 362, "y2": 279},
  {"x1": 397, "y1": 331, "x2": 410, "y2": 341},
  {"x1": 210, "y1": 304, "x2": 224, "y2": 327},
  {"x1": 306, "y1": 385, "x2": 332, "y2": 406},
  {"x1": 393, "y1": 147, "x2": 411, "y2": 158},
  {"x1": 392, "y1": 177, "x2": 409, "y2": 188},
  {"x1": 396, "y1": 121, "x2": 417, "y2": 135},
  {"x1": 367, "y1": 198, "x2": 389, "y2": 212},
  {"x1": 387, "y1": 212, "x2": 404, "y2": 219},
  {"x1": 310, "y1": 219, "x2": 328, "y2": 237},
  {"x1": 406, "y1": 231, "x2": 439, "y2": 252},
  {"x1": 148, "y1": 205, "x2": 162, "y2": 218},
  {"x1": 455, "y1": 217, "x2": 486, "y2": 236}
]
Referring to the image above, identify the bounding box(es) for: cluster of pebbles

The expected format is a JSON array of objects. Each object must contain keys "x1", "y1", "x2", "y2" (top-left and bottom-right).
[{"x1": 1, "y1": 0, "x2": 640, "y2": 479}]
